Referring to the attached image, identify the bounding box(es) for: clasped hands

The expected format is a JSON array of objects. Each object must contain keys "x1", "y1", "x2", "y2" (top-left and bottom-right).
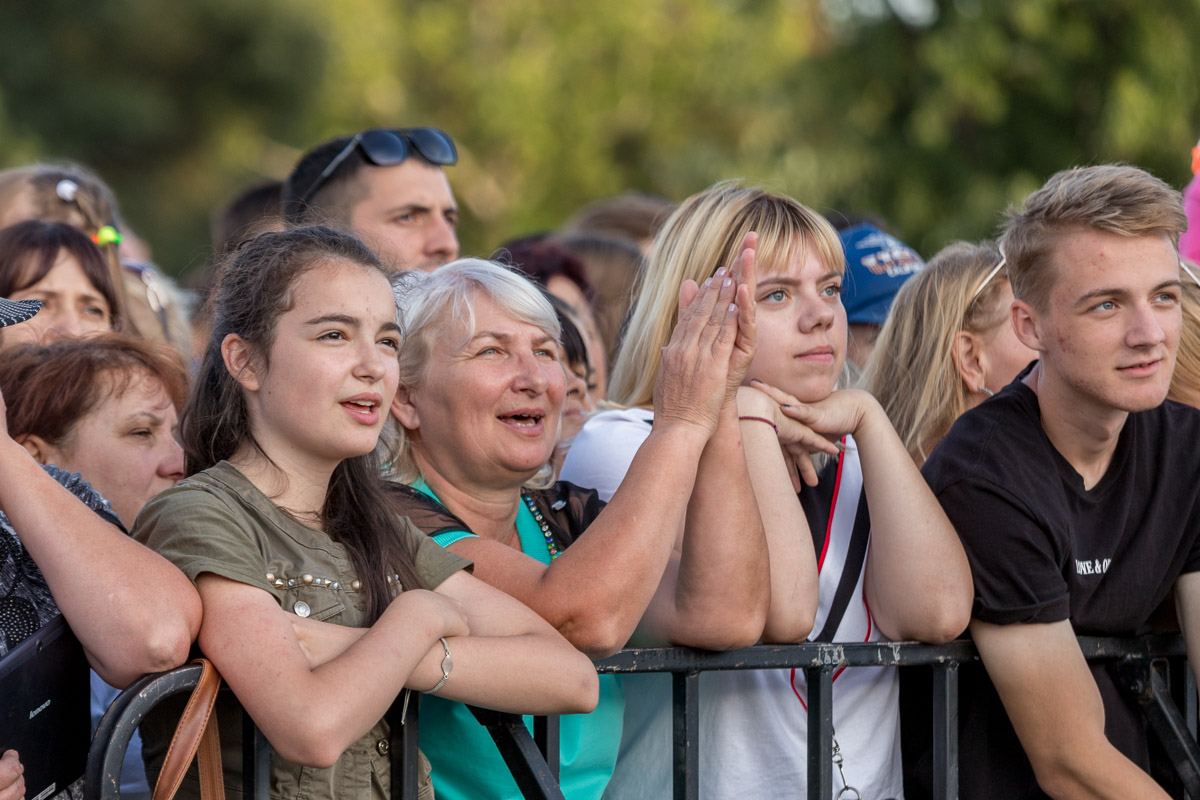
[{"x1": 739, "y1": 382, "x2": 876, "y2": 491}]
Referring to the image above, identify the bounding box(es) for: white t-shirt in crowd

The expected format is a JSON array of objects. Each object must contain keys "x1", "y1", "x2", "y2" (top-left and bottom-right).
[{"x1": 560, "y1": 408, "x2": 903, "y2": 800}]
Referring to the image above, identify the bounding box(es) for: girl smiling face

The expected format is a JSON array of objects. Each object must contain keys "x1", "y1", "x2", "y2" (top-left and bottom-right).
[{"x1": 230, "y1": 259, "x2": 401, "y2": 474}]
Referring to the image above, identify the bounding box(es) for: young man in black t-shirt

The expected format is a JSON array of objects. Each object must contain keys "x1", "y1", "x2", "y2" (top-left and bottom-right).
[{"x1": 922, "y1": 164, "x2": 1200, "y2": 800}]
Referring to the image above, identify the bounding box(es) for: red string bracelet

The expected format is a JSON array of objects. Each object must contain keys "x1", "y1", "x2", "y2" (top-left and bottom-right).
[{"x1": 738, "y1": 415, "x2": 778, "y2": 432}]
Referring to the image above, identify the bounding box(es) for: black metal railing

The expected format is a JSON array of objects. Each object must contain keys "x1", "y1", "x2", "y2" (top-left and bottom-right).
[
  {"x1": 86, "y1": 635, "x2": 1200, "y2": 800},
  {"x1": 85, "y1": 672, "x2": 564, "y2": 800},
  {"x1": 593, "y1": 635, "x2": 1200, "y2": 800},
  {"x1": 86, "y1": 663, "x2": 272, "y2": 800}
]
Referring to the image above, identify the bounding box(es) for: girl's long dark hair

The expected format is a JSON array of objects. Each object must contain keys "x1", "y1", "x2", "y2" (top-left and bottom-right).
[{"x1": 183, "y1": 225, "x2": 422, "y2": 620}]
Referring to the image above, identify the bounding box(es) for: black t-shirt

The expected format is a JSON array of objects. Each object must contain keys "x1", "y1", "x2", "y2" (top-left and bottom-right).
[{"x1": 911, "y1": 369, "x2": 1200, "y2": 799}]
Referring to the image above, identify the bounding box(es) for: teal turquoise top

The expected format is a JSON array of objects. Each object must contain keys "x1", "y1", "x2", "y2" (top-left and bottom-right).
[{"x1": 411, "y1": 479, "x2": 624, "y2": 800}]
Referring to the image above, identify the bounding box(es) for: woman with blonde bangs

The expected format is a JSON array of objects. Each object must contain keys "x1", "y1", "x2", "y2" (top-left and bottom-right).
[
  {"x1": 861, "y1": 241, "x2": 1037, "y2": 466},
  {"x1": 564, "y1": 181, "x2": 973, "y2": 799}
]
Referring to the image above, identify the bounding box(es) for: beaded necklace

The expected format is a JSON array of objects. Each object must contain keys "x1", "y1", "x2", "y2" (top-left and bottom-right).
[{"x1": 521, "y1": 490, "x2": 561, "y2": 561}]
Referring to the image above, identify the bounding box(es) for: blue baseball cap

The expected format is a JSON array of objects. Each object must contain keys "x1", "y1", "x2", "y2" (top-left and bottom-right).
[{"x1": 838, "y1": 224, "x2": 924, "y2": 325}]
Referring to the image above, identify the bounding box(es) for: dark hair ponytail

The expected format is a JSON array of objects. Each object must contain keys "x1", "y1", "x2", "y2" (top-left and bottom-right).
[{"x1": 184, "y1": 225, "x2": 422, "y2": 619}]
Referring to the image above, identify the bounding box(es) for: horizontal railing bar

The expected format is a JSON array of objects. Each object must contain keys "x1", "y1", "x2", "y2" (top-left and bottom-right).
[
  {"x1": 90, "y1": 634, "x2": 1189, "y2": 800},
  {"x1": 1077, "y1": 634, "x2": 1187, "y2": 660},
  {"x1": 593, "y1": 634, "x2": 1186, "y2": 673},
  {"x1": 595, "y1": 641, "x2": 977, "y2": 672}
]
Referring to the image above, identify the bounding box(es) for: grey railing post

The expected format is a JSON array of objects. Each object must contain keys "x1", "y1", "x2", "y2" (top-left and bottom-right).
[
  {"x1": 1112, "y1": 658, "x2": 1200, "y2": 797},
  {"x1": 533, "y1": 715, "x2": 561, "y2": 780},
  {"x1": 1190, "y1": 667, "x2": 1199, "y2": 800},
  {"x1": 87, "y1": 668, "x2": 156, "y2": 800},
  {"x1": 241, "y1": 711, "x2": 270, "y2": 800},
  {"x1": 672, "y1": 670, "x2": 700, "y2": 800},
  {"x1": 1188, "y1": 665, "x2": 1198, "y2": 740},
  {"x1": 806, "y1": 665, "x2": 833, "y2": 800},
  {"x1": 386, "y1": 690, "x2": 421, "y2": 800},
  {"x1": 467, "y1": 706, "x2": 566, "y2": 800},
  {"x1": 931, "y1": 662, "x2": 959, "y2": 800}
]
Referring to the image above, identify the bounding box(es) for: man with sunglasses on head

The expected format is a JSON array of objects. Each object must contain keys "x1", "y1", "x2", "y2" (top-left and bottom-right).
[
  {"x1": 911, "y1": 164, "x2": 1200, "y2": 800},
  {"x1": 282, "y1": 127, "x2": 460, "y2": 272}
]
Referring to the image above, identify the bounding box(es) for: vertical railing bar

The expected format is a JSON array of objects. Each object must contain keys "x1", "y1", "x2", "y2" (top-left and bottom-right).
[
  {"x1": 1149, "y1": 660, "x2": 1200, "y2": 798},
  {"x1": 387, "y1": 690, "x2": 421, "y2": 800},
  {"x1": 806, "y1": 666, "x2": 833, "y2": 800},
  {"x1": 533, "y1": 715, "x2": 561, "y2": 779},
  {"x1": 242, "y1": 714, "x2": 270, "y2": 800},
  {"x1": 672, "y1": 670, "x2": 700, "y2": 800},
  {"x1": 931, "y1": 662, "x2": 960, "y2": 800},
  {"x1": 1170, "y1": 656, "x2": 1190, "y2": 800},
  {"x1": 1188, "y1": 664, "x2": 1197, "y2": 740},
  {"x1": 1110, "y1": 658, "x2": 1200, "y2": 798},
  {"x1": 1190, "y1": 665, "x2": 1198, "y2": 800},
  {"x1": 467, "y1": 706, "x2": 565, "y2": 800}
]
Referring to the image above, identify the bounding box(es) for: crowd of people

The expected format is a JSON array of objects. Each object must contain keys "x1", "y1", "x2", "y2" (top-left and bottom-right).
[{"x1": 2, "y1": 125, "x2": 1200, "y2": 800}]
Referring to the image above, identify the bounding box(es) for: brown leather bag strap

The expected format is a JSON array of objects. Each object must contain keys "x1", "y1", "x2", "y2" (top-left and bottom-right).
[{"x1": 152, "y1": 657, "x2": 226, "y2": 800}]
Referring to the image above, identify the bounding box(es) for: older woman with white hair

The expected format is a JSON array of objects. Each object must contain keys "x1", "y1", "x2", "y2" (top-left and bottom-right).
[{"x1": 383, "y1": 257, "x2": 773, "y2": 799}]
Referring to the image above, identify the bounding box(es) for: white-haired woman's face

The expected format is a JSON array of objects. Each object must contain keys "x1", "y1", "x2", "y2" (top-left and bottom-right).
[
  {"x1": 742, "y1": 242, "x2": 847, "y2": 402},
  {"x1": 394, "y1": 292, "x2": 566, "y2": 489}
]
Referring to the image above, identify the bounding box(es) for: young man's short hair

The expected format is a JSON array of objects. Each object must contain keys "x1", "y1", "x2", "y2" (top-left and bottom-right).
[
  {"x1": 281, "y1": 135, "x2": 441, "y2": 227},
  {"x1": 211, "y1": 178, "x2": 284, "y2": 255},
  {"x1": 1000, "y1": 164, "x2": 1187, "y2": 310}
]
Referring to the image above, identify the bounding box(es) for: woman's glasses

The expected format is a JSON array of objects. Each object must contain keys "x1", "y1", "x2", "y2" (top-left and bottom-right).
[{"x1": 298, "y1": 128, "x2": 458, "y2": 207}]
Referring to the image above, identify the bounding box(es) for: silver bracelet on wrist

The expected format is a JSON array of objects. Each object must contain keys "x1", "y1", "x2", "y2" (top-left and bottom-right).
[{"x1": 426, "y1": 636, "x2": 452, "y2": 694}]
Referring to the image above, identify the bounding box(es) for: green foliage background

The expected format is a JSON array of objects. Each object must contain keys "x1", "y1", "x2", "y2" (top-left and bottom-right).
[{"x1": 1, "y1": 0, "x2": 1197, "y2": 280}]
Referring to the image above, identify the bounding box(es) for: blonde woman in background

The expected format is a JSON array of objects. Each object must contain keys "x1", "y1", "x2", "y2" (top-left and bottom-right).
[
  {"x1": 1170, "y1": 268, "x2": 1200, "y2": 408},
  {"x1": 861, "y1": 241, "x2": 1036, "y2": 466}
]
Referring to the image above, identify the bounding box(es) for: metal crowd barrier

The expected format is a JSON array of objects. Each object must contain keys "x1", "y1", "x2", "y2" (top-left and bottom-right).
[
  {"x1": 85, "y1": 671, "x2": 564, "y2": 800},
  {"x1": 86, "y1": 635, "x2": 1200, "y2": 800},
  {"x1": 592, "y1": 635, "x2": 1200, "y2": 800}
]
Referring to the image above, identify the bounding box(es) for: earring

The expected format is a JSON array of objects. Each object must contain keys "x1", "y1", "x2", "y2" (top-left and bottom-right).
[{"x1": 979, "y1": 386, "x2": 994, "y2": 398}]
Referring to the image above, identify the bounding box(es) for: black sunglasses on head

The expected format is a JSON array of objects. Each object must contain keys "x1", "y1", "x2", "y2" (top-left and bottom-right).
[{"x1": 298, "y1": 127, "x2": 458, "y2": 207}]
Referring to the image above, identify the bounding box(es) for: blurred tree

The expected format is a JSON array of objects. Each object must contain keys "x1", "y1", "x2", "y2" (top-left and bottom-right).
[
  {"x1": 0, "y1": 0, "x2": 327, "y2": 273},
  {"x1": 0, "y1": 0, "x2": 1197, "y2": 277},
  {"x1": 390, "y1": 0, "x2": 830, "y2": 250},
  {"x1": 798, "y1": 0, "x2": 1200, "y2": 254}
]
